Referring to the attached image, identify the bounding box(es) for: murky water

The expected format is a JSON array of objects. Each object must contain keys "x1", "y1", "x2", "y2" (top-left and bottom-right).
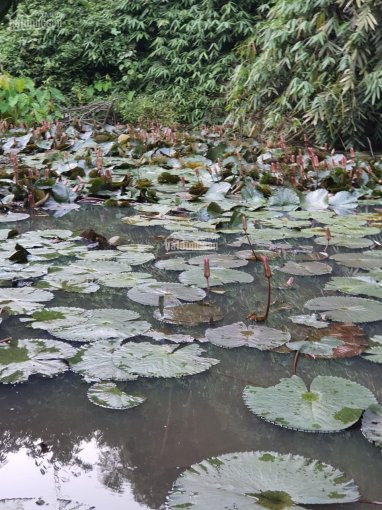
[{"x1": 0, "y1": 206, "x2": 381, "y2": 509}]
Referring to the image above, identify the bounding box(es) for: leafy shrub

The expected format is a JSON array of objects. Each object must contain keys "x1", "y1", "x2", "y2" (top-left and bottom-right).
[
  {"x1": 228, "y1": 0, "x2": 382, "y2": 148},
  {"x1": 0, "y1": 0, "x2": 257, "y2": 123},
  {"x1": 0, "y1": 73, "x2": 65, "y2": 125}
]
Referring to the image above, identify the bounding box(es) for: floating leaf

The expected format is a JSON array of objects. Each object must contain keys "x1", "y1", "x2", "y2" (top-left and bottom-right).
[
  {"x1": 0, "y1": 339, "x2": 77, "y2": 384},
  {"x1": 277, "y1": 261, "x2": 332, "y2": 276},
  {"x1": 268, "y1": 188, "x2": 300, "y2": 211},
  {"x1": 127, "y1": 282, "x2": 205, "y2": 306},
  {"x1": 0, "y1": 288, "x2": 54, "y2": 315},
  {"x1": 187, "y1": 253, "x2": 248, "y2": 268},
  {"x1": 70, "y1": 340, "x2": 137, "y2": 382},
  {"x1": 243, "y1": 375, "x2": 377, "y2": 432},
  {"x1": 155, "y1": 257, "x2": 191, "y2": 271},
  {"x1": 324, "y1": 276, "x2": 382, "y2": 299},
  {"x1": 98, "y1": 272, "x2": 156, "y2": 288},
  {"x1": 314, "y1": 235, "x2": 373, "y2": 249},
  {"x1": 0, "y1": 213, "x2": 30, "y2": 223},
  {"x1": 87, "y1": 382, "x2": 145, "y2": 410},
  {"x1": 153, "y1": 303, "x2": 223, "y2": 325},
  {"x1": 203, "y1": 322, "x2": 290, "y2": 350},
  {"x1": 114, "y1": 342, "x2": 219, "y2": 378},
  {"x1": 144, "y1": 329, "x2": 195, "y2": 343},
  {"x1": 331, "y1": 251, "x2": 382, "y2": 270},
  {"x1": 301, "y1": 189, "x2": 329, "y2": 211},
  {"x1": 304, "y1": 296, "x2": 382, "y2": 323},
  {"x1": 168, "y1": 451, "x2": 360, "y2": 509},
  {"x1": 28, "y1": 307, "x2": 150, "y2": 342},
  {"x1": 362, "y1": 404, "x2": 382, "y2": 450},
  {"x1": 287, "y1": 337, "x2": 344, "y2": 357},
  {"x1": 179, "y1": 267, "x2": 253, "y2": 287}
]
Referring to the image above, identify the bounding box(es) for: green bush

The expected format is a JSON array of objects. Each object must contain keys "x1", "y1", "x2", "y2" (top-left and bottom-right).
[
  {"x1": 0, "y1": 73, "x2": 65, "y2": 125},
  {"x1": 228, "y1": 0, "x2": 382, "y2": 148},
  {"x1": 0, "y1": 0, "x2": 257, "y2": 123}
]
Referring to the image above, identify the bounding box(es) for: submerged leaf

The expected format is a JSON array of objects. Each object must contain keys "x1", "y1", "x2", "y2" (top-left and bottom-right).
[
  {"x1": 362, "y1": 404, "x2": 382, "y2": 450},
  {"x1": 153, "y1": 303, "x2": 223, "y2": 325},
  {"x1": 87, "y1": 382, "x2": 145, "y2": 410},
  {"x1": 243, "y1": 375, "x2": 377, "y2": 432}
]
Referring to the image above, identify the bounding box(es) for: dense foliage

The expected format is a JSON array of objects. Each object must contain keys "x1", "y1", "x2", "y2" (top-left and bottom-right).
[
  {"x1": 228, "y1": 0, "x2": 382, "y2": 148},
  {"x1": 0, "y1": 0, "x2": 256, "y2": 123},
  {"x1": 0, "y1": 73, "x2": 64, "y2": 126}
]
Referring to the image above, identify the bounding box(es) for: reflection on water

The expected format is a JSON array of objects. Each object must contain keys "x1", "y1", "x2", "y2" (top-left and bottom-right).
[{"x1": 0, "y1": 206, "x2": 381, "y2": 509}]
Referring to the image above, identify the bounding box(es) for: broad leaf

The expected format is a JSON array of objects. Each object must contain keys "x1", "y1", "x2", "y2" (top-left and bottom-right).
[
  {"x1": 153, "y1": 303, "x2": 223, "y2": 325},
  {"x1": 277, "y1": 261, "x2": 332, "y2": 276},
  {"x1": 0, "y1": 287, "x2": 54, "y2": 315},
  {"x1": 203, "y1": 322, "x2": 290, "y2": 350},
  {"x1": 304, "y1": 296, "x2": 382, "y2": 323},
  {"x1": 127, "y1": 282, "x2": 205, "y2": 306},
  {"x1": 168, "y1": 451, "x2": 360, "y2": 509},
  {"x1": 179, "y1": 267, "x2": 253, "y2": 287},
  {"x1": 362, "y1": 404, "x2": 382, "y2": 450},
  {"x1": 243, "y1": 375, "x2": 377, "y2": 432}
]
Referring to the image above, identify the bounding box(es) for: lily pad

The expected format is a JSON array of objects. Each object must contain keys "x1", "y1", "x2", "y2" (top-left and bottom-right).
[
  {"x1": 0, "y1": 213, "x2": 30, "y2": 223},
  {"x1": 127, "y1": 282, "x2": 205, "y2": 306},
  {"x1": 179, "y1": 267, "x2": 253, "y2": 287},
  {"x1": 314, "y1": 235, "x2": 374, "y2": 249},
  {"x1": 243, "y1": 375, "x2": 377, "y2": 432},
  {"x1": 98, "y1": 272, "x2": 156, "y2": 288},
  {"x1": 361, "y1": 404, "x2": 382, "y2": 450},
  {"x1": 0, "y1": 288, "x2": 54, "y2": 315},
  {"x1": 324, "y1": 276, "x2": 382, "y2": 299},
  {"x1": 277, "y1": 261, "x2": 332, "y2": 276},
  {"x1": 0, "y1": 339, "x2": 77, "y2": 384},
  {"x1": 153, "y1": 303, "x2": 223, "y2": 325},
  {"x1": 87, "y1": 382, "x2": 145, "y2": 410},
  {"x1": 28, "y1": 307, "x2": 151, "y2": 342},
  {"x1": 268, "y1": 188, "x2": 300, "y2": 211},
  {"x1": 187, "y1": 253, "x2": 248, "y2": 269},
  {"x1": 70, "y1": 340, "x2": 138, "y2": 382},
  {"x1": 304, "y1": 296, "x2": 382, "y2": 323},
  {"x1": 286, "y1": 337, "x2": 345, "y2": 357},
  {"x1": 114, "y1": 342, "x2": 219, "y2": 378},
  {"x1": 330, "y1": 251, "x2": 382, "y2": 270},
  {"x1": 203, "y1": 322, "x2": 290, "y2": 350},
  {"x1": 167, "y1": 451, "x2": 360, "y2": 509},
  {"x1": 155, "y1": 257, "x2": 191, "y2": 271}
]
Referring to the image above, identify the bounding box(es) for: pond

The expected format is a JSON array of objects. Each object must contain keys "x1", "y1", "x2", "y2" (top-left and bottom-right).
[{"x1": 0, "y1": 204, "x2": 381, "y2": 510}]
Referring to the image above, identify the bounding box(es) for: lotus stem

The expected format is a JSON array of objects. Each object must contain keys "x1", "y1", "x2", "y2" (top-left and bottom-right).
[
  {"x1": 324, "y1": 226, "x2": 331, "y2": 253},
  {"x1": 242, "y1": 215, "x2": 258, "y2": 259},
  {"x1": 247, "y1": 256, "x2": 272, "y2": 322},
  {"x1": 292, "y1": 351, "x2": 300, "y2": 376}
]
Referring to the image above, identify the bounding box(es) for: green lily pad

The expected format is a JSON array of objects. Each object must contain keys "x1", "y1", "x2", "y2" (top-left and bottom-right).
[
  {"x1": 40, "y1": 269, "x2": 99, "y2": 294},
  {"x1": 361, "y1": 404, "x2": 382, "y2": 450},
  {"x1": 187, "y1": 253, "x2": 248, "y2": 269},
  {"x1": 87, "y1": 382, "x2": 145, "y2": 410},
  {"x1": 0, "y1": 263, "x2": 49, "y2": 281},
  {"x1": 203, "y1": 322, "x2": 290, "y2": 350},
  {"x1": 0, "y1": 287, "x2": 54, "y2": 315},
  {"x1": 0, "y1": 213, "x2": 30, "y2": 223},
  {"x1": 127, "y1": 282, "x2": 206, "y2": 306},
  {"x1": 304, "y1": 296, "x2": 382, "y2": 323},
  {"x1": 153, "y1": 303, "x2": 223, "y2": 325},
  {"x1": 268, "y1": 188, "x2": 300, "y2": 211},
  {"x1": 98, "y1": 272, "x2": 156, "y2": 288},
  {"x1": 324, "y1": 276, "x2": 382, "y2": 299},
  {"x1": 179, "y1": 267, "x2": 253, "y2": 287},
  {"x1": 168, "y1": 451, "x2": 360, "y2": 509},
  {"x1": 0, "y1": 338, "x2": 77, "y2": 384},
  {"x1": 243, "y1": 375, "x2": 377, "y2": 432},
  {"x1": 330, "y1": 251, "x2": 382, "y2": 270},
  {"x1": 155, "y1": 257, "x2": 191, "y2": 271},
  {"x1": 314, "y1": 236, "x2": 374, "y2": 249},
  {"x1": 286, "y1": 337, "x2": 344, "y2": 357},
  {"x1": 114, "y1": 342, "x2": 219, "y2": 379},
  {"x1": 28, "y1": 307, "x2": 151, "y2": 342},
  {"x1": 70, "y1": 340, "x2": 138, "y2": 382},
  {"x1": 277, "y1": 261, "x2": 332, "y2": 276}
]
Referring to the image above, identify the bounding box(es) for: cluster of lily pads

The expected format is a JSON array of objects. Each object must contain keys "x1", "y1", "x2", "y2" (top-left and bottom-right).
[
  {"x1": 0, "y1": 122, "x2": 382, "y2": 218},
  {"x1": 0, "y1": 125, "x2": 382, "y2": 508}
]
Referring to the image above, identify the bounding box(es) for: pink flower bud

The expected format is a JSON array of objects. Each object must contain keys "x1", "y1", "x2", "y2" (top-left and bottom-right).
[
  {"x1": 204, "y1": 257, "x2": 210, "y2": 280},
  {"x1": 242, "y1": 215, "x2": 248, "y2": 232},
  {"x1": 261, "y1": 255, "x2": 272, "y2": 279},
  {"x1": 325, "y1": 227, "x2": 331, "y2": 241},
  {"x1": 286, "y1": 277, "x2": 294, "y2": 288}
]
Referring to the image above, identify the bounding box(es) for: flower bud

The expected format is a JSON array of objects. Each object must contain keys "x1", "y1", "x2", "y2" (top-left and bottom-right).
[
  {"x1": 325, "y1": 227, "x2": 331, "y2": 241},
  {"x1": 204, "y1": 257, "x2": 210, "y2": 280},
  {"x1": 242, "y1": 215, "x2": 248, "y2": 232},
  {"x1": 261, "y1": 255, "x2": 272, "y2": 279}
]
